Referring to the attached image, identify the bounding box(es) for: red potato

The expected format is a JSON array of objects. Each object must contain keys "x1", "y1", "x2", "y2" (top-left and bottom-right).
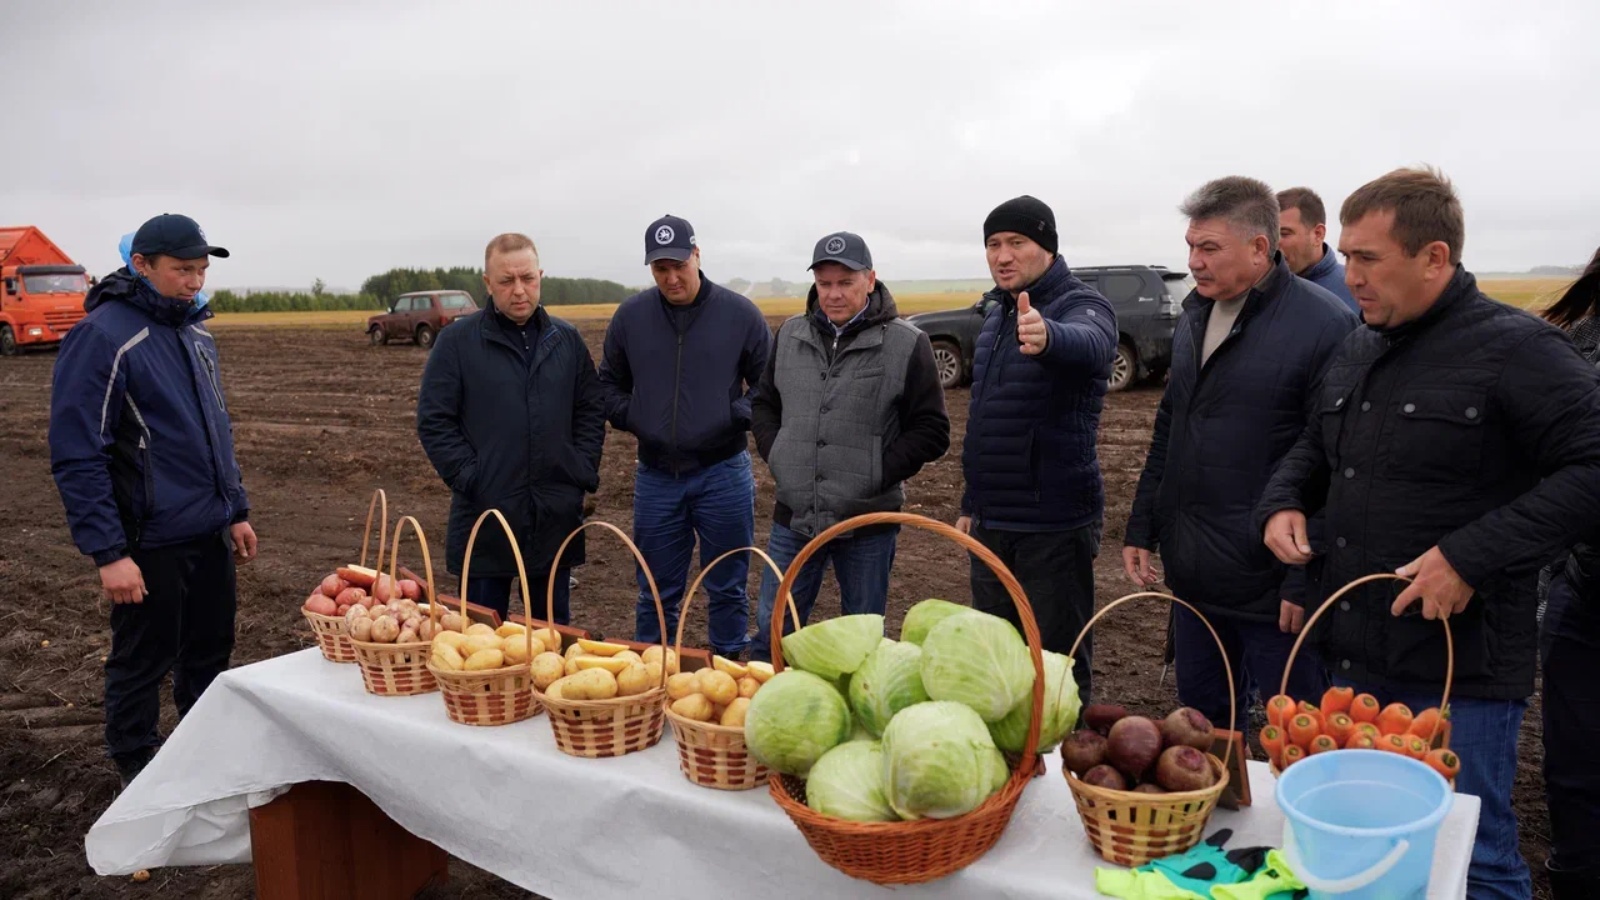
[
  {"x1": 303, "y1": 593, "x2": 337, "y2": 616},
  {"x1": 398, "y1": 579, "x2": 422, "y2": 601},
  {"x1": 319, "y1": 573, "x2": 348, "y2": 598},
  {"x1": 371, "y1": 574, "x2": 397, "y2": 603},
  {"x1": 335, "y1": 587, "x2": 369, "y2": 608},
  {"x1": 337, "y1": 565, "x2": 379, "y2": 588},
  {"x1": 335, "y1": 604, "x2": 350, "y2": 616}
]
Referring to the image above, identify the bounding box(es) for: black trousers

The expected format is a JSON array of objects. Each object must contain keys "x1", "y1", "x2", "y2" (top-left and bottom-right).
[
  {"x1": 1542, "y1": 568, "x2": 1600, "y2": 890},
  {"x1": 104, "y1": 532, "x2": 237, "y2": 764},
  {"x1": 969, "y1": 522, "x2": 1098, "y2": 703}
]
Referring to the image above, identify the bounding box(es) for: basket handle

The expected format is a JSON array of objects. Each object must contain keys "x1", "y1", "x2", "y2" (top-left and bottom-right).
[
  {"x1": 459, "y1": 508, "x2": 536, "y2": 660},
  {"x1": 1070, "y1": 592, "x2": 1236, "y2": 768},
  {"x1": 769, "y1": 512, "x2": 1046, "y2": 780},
  {"x1": 358, "y1": 489, "x2": 388, "y2": 570},
  {"x1": 1281, "y1": 573, "x2": 1453, "y2": 745},
  {"x1": 386, "y1": 515, "x2": 439, "y2": 629},
  {"x1": 673, "y1": 547, "x2": 800, "y2": 661},
  {"x1": 547, "y1": 521, "x2": 670, "y2": 689}
]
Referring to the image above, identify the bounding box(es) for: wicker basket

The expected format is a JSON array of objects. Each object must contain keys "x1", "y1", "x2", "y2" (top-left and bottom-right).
[
  {"x1": 765, "y1": 512, "x2": 1048, "y2": 886},
  {"x1": 428, "y1": 509, "x2": 542, "y2": 726},
  {"x1": 1268, "y1": 573, "x2": 1454, "y2": 777},
  {"x1": 1063, "y1": 592, "x2": 1234, "y2": 867},
  {"x1": 349, "y1": 515, "x2": 441, "y2": 696},
  {"x1": 664, "y1": 547, "x2": 799, "y2": 790},
  {"x1": 532, "y1": 521, "x2": 669, "y2": 758},
  {"x1": 302, "y1": 488, "x2": 388, "y2": 663}
]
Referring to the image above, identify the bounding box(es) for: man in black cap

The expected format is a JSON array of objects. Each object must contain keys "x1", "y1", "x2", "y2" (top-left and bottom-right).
[
  {"x1": 48, "y1": 214, "x2": 255, "y2": 787},
  {"x1": 746, "y1": 232, "x2": 949, "y2": 661},
  {"x1": 957, "y1": 196, "x2": 1118, "y2": 697},
  {"x1": 599, "y1": 215, "x2": 772, "y2": 657}
]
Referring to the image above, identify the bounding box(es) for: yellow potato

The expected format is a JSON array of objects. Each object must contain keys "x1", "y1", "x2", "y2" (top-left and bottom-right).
[
  {"x1": 531, "y1": 652, "x2": 566, "y2": 690},
  {"x1": 564, "y1": 642, "x2": 587, "y2": 662},
  {"x1": 575, "y1": 656, "x2": 631, "y2": 675},
  {"x1": 614, "y1": 650, "x2": 644, "y2": 665},
  {"x1": 495, "y1": 622, "x2": 527, "y2": 638},
  {"x1": 745, "y1": 661, "x2": 775, "y2": 683},
  {"x1": 712, "y1": 654, "x2": 748, "y2": 679},
  {"x1": 564, "y1": 655, "x2": 584, "y2": 677},
  {"x1": 432, "y1": 631, "x2": 468, "y2": 652},
  {"x1": 559, "y1": 667, "x2": 619, "y2": 701},
  {"x1": 720, "y1": 697, "x2": 751, "y2": 728},
  {"x1": 463, "y1": 648, "x2": 505, "y2": 671},
  {"x1": 439, "y1": 611, "x2": 467, "y2": 633},
  {"x1": 465, "y1": 623, "x2": 497, "y2": 637},
  {"x1": 642, "y1": 645, "x2": 679, "y2": 675},
  {"x1": 545, "y1": 679, "x2": 564, "y2": 701},
  {"x1": 671, "y1": 693, "x2": 715, "y2": 722},
  {"x1": 462, "y1": 634, "x2": 501, "y2": 657},
  {"x1": 712, "y1": 702, "x2": 728, "y2": 722},
  {"x1": 531, "y1": 627, "x2": 563, "y2": 653},
  {"x1": 501, "y1": 637, "x2": 531, "y2": 665},
  {"x1": 666, "y1": 671, "x2": 699, "y2": 701},
  {"x1": 430, "y1": 644, "x2": 465, "y2": 672},
  {"x1": 695, "y1": 669, "x2": 739, "y2": 706},
  {"x1": 576, "y1": 639, "x2": 630, "y2": 657},
  {"x1": 643, "y1": 660, "x2": 665, "y2": 688},
  {"x1": 737, "y1": 676, "x2": 760, "y2": 699},
  {"x1": 616, "y1": 662, "x2": 653, "y2": 696}
]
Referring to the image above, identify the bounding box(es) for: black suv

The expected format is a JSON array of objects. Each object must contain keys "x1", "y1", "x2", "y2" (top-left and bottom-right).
[{"x1": 905, "y1": 266, "x2": 1191, "y2": 391}]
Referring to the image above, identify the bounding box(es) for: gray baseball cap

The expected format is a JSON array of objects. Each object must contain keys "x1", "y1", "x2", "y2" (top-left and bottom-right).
[{"x1": 808, "y1": 231, "x2": 872, "y2": 271}]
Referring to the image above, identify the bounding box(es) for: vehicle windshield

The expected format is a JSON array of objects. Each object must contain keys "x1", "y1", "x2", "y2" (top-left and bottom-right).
[
  {"x1": 441, "y1": 293, "x2": 474, "y2": 310},
  {"x1": 24, "y1": 272, "x2": 88, "y2": 293}
]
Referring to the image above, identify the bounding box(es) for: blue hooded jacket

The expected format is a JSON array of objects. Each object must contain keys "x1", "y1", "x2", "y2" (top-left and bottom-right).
[
  {"x1": 49, "y1": 269, "x2": 248, "y2": 564},
  {"x1": 1301, "y1": 242, "x2": 1357, "y2": 313}
]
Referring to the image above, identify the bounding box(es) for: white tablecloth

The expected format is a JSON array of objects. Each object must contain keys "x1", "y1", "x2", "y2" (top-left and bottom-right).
[{"x1": 87, "y1": 650, "x2": 1479, "y2": 898}]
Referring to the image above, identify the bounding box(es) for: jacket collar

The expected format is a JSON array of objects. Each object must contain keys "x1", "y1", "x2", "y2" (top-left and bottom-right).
[
  {"x1": 806, "y1": 280, "x2": 901, "y2": 338},
  {"x1": 1181, "y1": 253, "x2": 1290, "y2": 316},
  {"x1": 1372, "y1": 265, "x2": 1476, "y2": 339},
  {"x1": 84, "y1": 268, "x2": 211, "y2": 327},
  {"x1": 1303, "y1": 242, "x2": 1339, "y2": 281}
]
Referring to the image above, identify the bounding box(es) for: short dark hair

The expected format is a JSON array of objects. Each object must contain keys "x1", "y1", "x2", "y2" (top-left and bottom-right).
[
  {"x1": 1180, "y1": 176, "x2": 1280, "y2": 255},
  {"x1": 1276, "y1": 187, "x2": 1326, "y2": 229},
  {"x1": 1340, "y1": 167, "x2": 1464, "y2": 265}
]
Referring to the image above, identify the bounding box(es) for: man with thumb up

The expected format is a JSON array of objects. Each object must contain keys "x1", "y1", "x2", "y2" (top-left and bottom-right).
[{"x1": 958, "y1": 195, "x2": 1118, "y2": 699}]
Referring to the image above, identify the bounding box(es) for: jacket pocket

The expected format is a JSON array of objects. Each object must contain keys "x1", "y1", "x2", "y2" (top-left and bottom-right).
[
  {"x1": 125, "y1": 397, "x2": 156, "y2": 519},
  {"x1": 1387, "y1": 389, "x2": 1488, "y2": 481}
]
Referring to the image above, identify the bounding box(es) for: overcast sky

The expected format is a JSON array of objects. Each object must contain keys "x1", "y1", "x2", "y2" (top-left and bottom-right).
[{"x1": 9, "y1": 0, "x2": 1598, "y2": 291}]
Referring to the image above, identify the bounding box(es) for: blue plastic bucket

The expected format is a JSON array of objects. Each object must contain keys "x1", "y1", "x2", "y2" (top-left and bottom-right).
[{"x1": 1275, "y1": 749, "x2": 1453, "y2": 899}]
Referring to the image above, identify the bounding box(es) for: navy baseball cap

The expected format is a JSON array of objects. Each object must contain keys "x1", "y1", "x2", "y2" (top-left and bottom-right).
[
  {"x1": 644, "y1": 214, "x2": 696, "y2": 264},
  {"x1": 131, "y1": 214, "x2": 229, "y2": 259},
  {"x1": 808, "y1": 231, "x2": 872, "y2": 271}
]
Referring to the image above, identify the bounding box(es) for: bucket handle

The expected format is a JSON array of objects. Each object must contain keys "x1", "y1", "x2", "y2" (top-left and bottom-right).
[{"x1": 1282, "y1": 824, "x2": 1410, "y2": 894}]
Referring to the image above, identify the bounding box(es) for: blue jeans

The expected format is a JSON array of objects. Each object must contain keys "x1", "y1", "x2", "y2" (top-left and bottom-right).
[
  {"x1": 1334, "y1": 675, "x2": 1532, "y2": 900},
  {"x1": 748, "y1": 521, "x2": 900, "y2": 663},
  {"x1": 467, "y1": 567, "x2": 570, "y2": 625},
  {"x1": 1173, "y1": 607, "x2": 1327, "y2": 736},
  {"x1": 632, "y1": 452, "x2": 756, "y2": 657}
]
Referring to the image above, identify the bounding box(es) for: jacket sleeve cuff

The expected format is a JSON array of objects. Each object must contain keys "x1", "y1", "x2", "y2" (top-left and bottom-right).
[
  {"x1": 1280, "y1": 565, "x2": 1308, "y2": 603},
  {"x1": 1436, "y1": 533, "x2": 1491, "y2": 591},
  {"x1": 230, "y1": 509, "x2": 250, "y2": 525},
  {"x1": 92, "y1": 547, "x2": 128, "y2": 567}
]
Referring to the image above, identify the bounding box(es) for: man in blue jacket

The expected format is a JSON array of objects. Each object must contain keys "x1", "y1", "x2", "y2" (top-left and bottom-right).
[
  {"x1": 958, "y1": 196, "x2": 1118, "y2": 697},
  {"x1": 1123, "y1": 177, "x2": 1357, "y2": 733},
  {"x1": 600, "y1": 215, "x2": 771, "y2": 656},
  {"x1": 1277, "y1": 187, "x2": 1358, "y2": 313},
  {"x1": 49, "y1": 214, "x2": 257, "y2": 787},
  {"x1": 417, "y1": 233, "x2": 606, "y2": 623}
]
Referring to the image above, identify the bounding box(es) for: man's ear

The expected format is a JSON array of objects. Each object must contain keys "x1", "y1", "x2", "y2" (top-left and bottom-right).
[{"x1": 1312, "y1": 223, "x2": 1327, "y2": 244}]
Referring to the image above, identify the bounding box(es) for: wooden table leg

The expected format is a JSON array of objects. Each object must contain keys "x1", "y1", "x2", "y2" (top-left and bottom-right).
[{"x1": 250, "y1": 781, "x2": 448, "y2": 899}]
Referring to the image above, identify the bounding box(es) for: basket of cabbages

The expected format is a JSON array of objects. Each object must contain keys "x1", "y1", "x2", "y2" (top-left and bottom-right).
[{"x1": 1060, "y1": 592, "x2": 1232, "y2": 867}]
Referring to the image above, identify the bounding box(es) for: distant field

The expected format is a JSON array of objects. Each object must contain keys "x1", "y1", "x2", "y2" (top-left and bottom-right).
[{"x1": 1476, "y1": 277, "x2": 1568, "y2": 310}]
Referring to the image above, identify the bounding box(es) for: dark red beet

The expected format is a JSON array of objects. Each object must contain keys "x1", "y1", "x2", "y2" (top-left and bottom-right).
[
  {"x1": 1106, "y1": 716, "x2": 1163, "y2": 781},
  {"x1": 1081, "y1": 764, "x2": 1128, "y2": 791},
  {"x1": 1060, "y1": 730, "x2": 1109, "y2": 776},
  {"x1": 1160, "y1": 707, "x2": 1216, "y2": 751},
  {"x1": 1154, "y1": 744, "x2": 1217, "y2": 792},
  {"x1": 1083, "y1": 703, "x2": 1129, "y2": 736}
]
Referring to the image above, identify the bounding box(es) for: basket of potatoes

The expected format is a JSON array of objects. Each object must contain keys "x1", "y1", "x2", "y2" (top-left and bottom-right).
[
  {"x1": 533, "y1": 522, "x2": 670, "y2": 759},
  {"x1": 348, "y1": 515, "x2": 451, "y2": 696},
  {"x1": 301, "y1": 488, "x2": 390, "y2": 663},
  {"x1": 663, "y1": 547, "x2": 786, "y2": 790}
]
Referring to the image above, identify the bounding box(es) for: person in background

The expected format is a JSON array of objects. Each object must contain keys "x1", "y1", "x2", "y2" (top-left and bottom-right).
[
  {"x1": 1277, "y1": 186, "x2": 1358, "y2": 313},
  {"x1": 1537, "y1": 246, "x2": 1600, "y2": 898},
  {"x1": 1259, "y1": 169, "x2": 1600, "y2": 900},
  {"x1": 49, "y1": 214, "x2": 257, "y2": 788},
  {"x1": 417, "y1": 233, "x2": 605, "y2": 623},
  {"x1": 747, "y1": 231, "x2": 949, "y2": 661}
]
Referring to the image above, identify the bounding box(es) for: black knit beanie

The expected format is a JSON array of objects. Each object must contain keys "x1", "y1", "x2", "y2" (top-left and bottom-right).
[{"x1": 983, "y1": 195, "x2": 1058, "y2": 255}]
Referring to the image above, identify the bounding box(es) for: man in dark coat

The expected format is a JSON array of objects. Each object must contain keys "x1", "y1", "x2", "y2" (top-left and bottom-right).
[
  {"x1": 1277, "y1": 186, "x2": 1357, "y2": 313},
  {"x1": 1259, "y1": 168, "x2": 1600, "y2": 900},
  {"x1": 1124, "y1": 177, "x2": 1357, "y2": 733},
  {"x1": 417, "y1": 233, "x2": 606, "y2": 622},
  {"x1": 958, "y1": 196, "x2": 1118, "y2": 697}
]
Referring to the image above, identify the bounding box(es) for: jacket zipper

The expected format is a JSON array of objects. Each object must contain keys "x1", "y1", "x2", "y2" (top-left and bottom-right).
[
  {"x1": 670, "y1": 331, "x2": 684, "y2": 473},
  {"x1": 126, "y1": 397, "x2": 156, "y2": 519},
  {"x1": 198, "y1": 343, "x2": 227, "y2": 411}
]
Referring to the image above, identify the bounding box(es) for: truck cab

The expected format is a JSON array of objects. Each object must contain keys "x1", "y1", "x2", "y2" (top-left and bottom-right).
[{"x1": 1, "y1": 227, "x2": 90, "y2": 355}]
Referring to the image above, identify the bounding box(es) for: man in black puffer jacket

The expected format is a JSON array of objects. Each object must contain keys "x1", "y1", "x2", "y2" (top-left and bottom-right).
[
  {"x1": 958, "y1": 196, "x2": 1118, "y2": 697},
  {"x1": 1124, "y1": 177, "x2": 1357, "y2": 733},
  {"x1": 1258, "y1": 168, "x2": 1600, "y2": 900}
]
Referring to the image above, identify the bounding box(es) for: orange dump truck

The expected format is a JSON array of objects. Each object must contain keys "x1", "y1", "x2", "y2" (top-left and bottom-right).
[{"x1": 1, "y1": 226, "x2": 91, "y2": 355}]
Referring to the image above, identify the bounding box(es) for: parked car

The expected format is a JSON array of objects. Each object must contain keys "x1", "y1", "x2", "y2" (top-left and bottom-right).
[
  {"x1": 366, "y1": 290, "x2": 478, "y2": 348},
  {"x1": 904, "y1": 265, "x2": 1192, "y2": 391}
]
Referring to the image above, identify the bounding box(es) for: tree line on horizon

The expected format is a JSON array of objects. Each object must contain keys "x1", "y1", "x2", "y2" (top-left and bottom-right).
[{"x1": 207, "y1": 267, "x2": 631, "y2": 313}]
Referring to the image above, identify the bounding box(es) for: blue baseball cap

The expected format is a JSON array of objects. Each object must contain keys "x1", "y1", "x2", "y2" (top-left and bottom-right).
[
  {"x1": 131, "y1": 214, "x2": 229, "y2": 259},
  {"x1": 645, "y1": 214, "x2": 696, "y2": 264},
  {"x1": 808, "y1": 231, "x2": 873, "y2": 271}
]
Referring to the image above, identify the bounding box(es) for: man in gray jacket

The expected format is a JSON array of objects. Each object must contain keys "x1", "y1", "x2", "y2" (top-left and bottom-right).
[{"x1": 748, "y1": 232, "x2": 950, "y2": 661}]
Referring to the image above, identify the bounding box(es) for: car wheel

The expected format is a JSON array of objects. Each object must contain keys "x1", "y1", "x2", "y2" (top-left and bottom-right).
[
  {"x1": 0, "y1": 325, "x2": 16, "y2": 357},
  {"x1": 415, "y1": 325, "x2": 435, "y2": 349},
  {"x1": 931, "y1": 340, "x2": 964, "y2": 389},
  {"x1": 368, "y1": 326, "x2": 388, "y2": 346},
  {"x1": 1109, "y1": 342, "x2": 1137, "y2": 392}
]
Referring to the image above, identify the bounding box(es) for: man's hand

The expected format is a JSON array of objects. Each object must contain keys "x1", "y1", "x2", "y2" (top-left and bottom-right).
[
  {"x1": 1279, "y1": 600, "x2": 1304, "y2": 634},
  {"x1": 1263, "y1": 510, "x2": 1313, "y2": 565},
  {"x1": 100, "y1": 557, "x2": 147, "y2": 604},
  {"x1": 230, "y1": 522, "x2": 258, "y2": 565},
  {"x1": 1121, "y1": 546, "x2": 1162, "y2": 587},
  {"x1": 955, "y1": 515, "x2": 972, "y2": 535},
  {"x1": 1016, "y1": 292, "x2": 1048, "y2": 356},
  {"x1": 1392, "y1": 546, "x2": 1475, "y2": 620}
]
